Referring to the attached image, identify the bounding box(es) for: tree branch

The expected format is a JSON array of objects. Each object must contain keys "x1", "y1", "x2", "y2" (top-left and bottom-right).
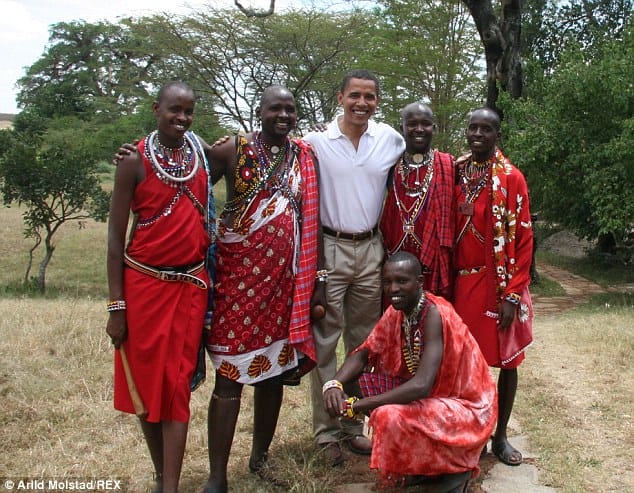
[{"x1": 234, "y1": 0, "x2": 276, "y2": 17}]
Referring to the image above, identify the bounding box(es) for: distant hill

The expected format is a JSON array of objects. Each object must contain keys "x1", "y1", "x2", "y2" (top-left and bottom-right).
[{"x1": 0, "y1": 113, "x2": 15, "y2": 130}]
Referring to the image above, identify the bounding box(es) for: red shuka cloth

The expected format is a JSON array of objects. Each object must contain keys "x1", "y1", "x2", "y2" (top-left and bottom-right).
[
  {"x1": 453, "y1": 149, "x2": 533, "y2": 368},
  {"x1": 114, "y1": 135, "x2": 210, "y2": 423},
  {"x1": 380, "y1": 151, "x2": 455, "y2": 298},
  {"x1": 357, "y1": 294, "x2": 497, "y2": 479}
]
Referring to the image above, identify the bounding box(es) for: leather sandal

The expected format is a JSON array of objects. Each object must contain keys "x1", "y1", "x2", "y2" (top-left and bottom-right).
[
  {"x1": 346, "y1": 434, "x2": 372, "y2": 455},
  {"x1": 492, "y1": 439, "x2": 523, "y2": 466},
  {"x1": 318, "y1": 442, "x2": 344, "y2": 466}
]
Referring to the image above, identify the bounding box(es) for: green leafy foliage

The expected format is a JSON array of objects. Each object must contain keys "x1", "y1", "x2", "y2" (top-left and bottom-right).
[
  {"x1": 503, "y1": 23, "x2": 634, "y2": 261},
  {"x1": 362, "y1": 0, "x2": 483, "y2": 154},
  {"x1": 17, "y1": 20, "x2": 157, "y2": 119},
  {"x1": 127, "y1": 8, "x2": 373, "y2": 133},
  {"x1": 523, "y1": 0, "x2": 632, "y2": 75},
  {"x1": 0, "y1": 115, "x2": 110, "y2": 292}
]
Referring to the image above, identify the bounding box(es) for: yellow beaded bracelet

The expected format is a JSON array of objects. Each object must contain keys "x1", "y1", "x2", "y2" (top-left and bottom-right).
[
  {"x1": 107, "y1": 300, "x2": 127, "y2": 312},
  {"x1": 342, "y1": 396, "x2": 363, "y2": 420},
  {"x1": 505, "y1": 292, "x2": 521, "y2": 305}
]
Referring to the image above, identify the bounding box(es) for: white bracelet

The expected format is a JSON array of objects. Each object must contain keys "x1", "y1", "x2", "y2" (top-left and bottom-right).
[
  {"x1": 316, "y1": 269, "x2": 328, "y2": 283},
  {"x1": 322, "y1": 379, "x2": 343, "y2": 394}
]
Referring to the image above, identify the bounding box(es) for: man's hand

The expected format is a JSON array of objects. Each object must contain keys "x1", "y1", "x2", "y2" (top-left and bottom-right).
[
  {"x1": 112, "y1": 142, "x2": 139, "y2": 165},
  {"x1": 323, "y1": 388, "x2": 347, "y2": 418},
  {"x1": 498, "y1": 300, "x2": 517, "y2": 329},
  {"x1": 106, "y1": 311, "x2": 128, "y2": 348},
  {"x1": 312, "y1": 122, "x2": 327, "y2": 132},
  {"x1": 310, "y1": 282, "x2": 327, "y2": 320}
]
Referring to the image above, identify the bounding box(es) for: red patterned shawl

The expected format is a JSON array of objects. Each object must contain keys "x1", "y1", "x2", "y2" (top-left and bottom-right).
[
  {"x1": 380, "y1": 151, "x2": 455, "y2": 297},
  {"x1": 288, "y1": 139, "x2": 318, "y2": 362},
  {"x1": 456, "y1": 148, "x2": 533, "y2": 313}
]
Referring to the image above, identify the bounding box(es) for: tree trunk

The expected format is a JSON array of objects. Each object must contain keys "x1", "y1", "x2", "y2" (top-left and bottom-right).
[
  {"x1": 462, "y1": 0, "x2": 524, "y2": 111},
  {"x1": 234, "y1": 0, "x2": 276, "y2": 17},
  {"x1": 23, "y1": 232, "x2": 42, "y2": 286},
  {"x1": 38, "y1": 233, "x2": 55, "y2": 294}
]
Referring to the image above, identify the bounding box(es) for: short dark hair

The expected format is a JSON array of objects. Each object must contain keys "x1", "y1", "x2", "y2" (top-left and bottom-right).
[
  {"x1": 259, "y1": 85, "x2": 294, "y2": 107},
  {"x1": 469, "y1": 106, "x2": 501, "y2": 131},
  {"x1": 385, "y1": 251, "x2": 422, "y2": 277},
  {"x1": 400, "y1": 102, "x2": 434, "y2": 124},
  {"x1": 340, "y1": 69, "x2": 380, "y2": 97},
  {"x1": 156, "y1": 81, "x2": 195, "y2": 103}
]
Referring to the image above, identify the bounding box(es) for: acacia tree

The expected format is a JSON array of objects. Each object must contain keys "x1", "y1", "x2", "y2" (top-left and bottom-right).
[
  {"x1": 362, "y1": 0, "x2": 483, "y2": 154},
  {"x1": 235, "y1": 0, "x2": 524, "y2": 111},
  {"x1": 0, "y1": 114, "x2": 110, "y2": 292},
  {"x1": 17, "y1": 20, "x2": 158, "y2": 119},
  {"x1": 132, "y1": 8, "x2": 371, "y2": 133},
  {"x1": 5, "y1": 19, "x2": 181, "y2": 293}
]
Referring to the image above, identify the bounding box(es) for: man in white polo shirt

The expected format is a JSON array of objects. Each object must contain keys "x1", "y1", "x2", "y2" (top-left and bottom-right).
[{"x1": 303, "y1": 69, "x2": 405, "y2": 466}]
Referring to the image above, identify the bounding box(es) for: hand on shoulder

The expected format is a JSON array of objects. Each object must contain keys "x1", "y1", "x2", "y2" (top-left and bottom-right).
[{"x1": 112, "y1": 141, "x2": 140, "y2": 166}]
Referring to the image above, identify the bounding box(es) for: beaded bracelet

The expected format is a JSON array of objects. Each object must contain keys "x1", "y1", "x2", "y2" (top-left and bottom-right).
[
  {"x1": 315, "y1": 269, "x2": 329, "y2": 283},
  {"x1": 505, "y1": 293, "x2": 521, "y2": 305},
  {"x1": 107, "y1": 300, "x2": 127, "y2": 312},
  {"x1": 322, "y1": 379, "x2": 343, "y2": 394},
  {"x1": 342, "y1": 396, "x2": 363, "y2": 420}
]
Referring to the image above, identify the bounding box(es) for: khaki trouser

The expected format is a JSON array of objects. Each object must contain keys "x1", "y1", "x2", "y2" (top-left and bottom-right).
[{"x1": 310, "y1": 233, "x2": 384, "y2": 444}]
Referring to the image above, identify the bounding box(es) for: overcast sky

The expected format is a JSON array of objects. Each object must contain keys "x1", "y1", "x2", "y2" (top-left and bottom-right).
[{"x1": 0, "y1": 0, "x2": 325, "y2": 114}]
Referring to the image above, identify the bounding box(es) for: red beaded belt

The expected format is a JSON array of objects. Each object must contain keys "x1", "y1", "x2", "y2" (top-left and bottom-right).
[
  {"x1": 322, "y1": 225, "x2": 378, "y2": 241},
  {"x1": 124, "y1": 253, "x2": 207, "y2": 289}
]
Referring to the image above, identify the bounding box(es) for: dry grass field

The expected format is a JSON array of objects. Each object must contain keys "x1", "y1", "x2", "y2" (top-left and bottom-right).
[
  {"x1": 516, "y1": 306, "x2": 634, "y2": 492},
  {"x1": 0, "y1": 295, "x2": 350, "y2": 493},
  {"x1": 1, "y1": 202, "x2": 633, "y2": 492}
]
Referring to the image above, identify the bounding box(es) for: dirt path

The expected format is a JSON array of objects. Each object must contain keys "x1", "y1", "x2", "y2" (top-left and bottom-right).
[{"x1": 531, "y1": 263, "x2": 607, "y2": 315}]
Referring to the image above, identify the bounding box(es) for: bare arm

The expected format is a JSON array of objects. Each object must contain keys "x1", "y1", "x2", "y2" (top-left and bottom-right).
[
  {"x1": 199, "y1": 136, "x2": 232, "y2": 185},
  {"x1": 105, "y1": 151, "x2": 143, "y2": 348},
  {"x1": 323, "y1": 348, "x2": 369, "y2": 418},
  {"x1": 352, "y1": 304, "x2": 444, "y2": 416}
]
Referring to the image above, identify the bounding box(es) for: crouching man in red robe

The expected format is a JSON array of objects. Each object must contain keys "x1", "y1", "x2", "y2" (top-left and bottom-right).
[{"x1": 322, "y1": 252, "x2": 497, "y2": 492}]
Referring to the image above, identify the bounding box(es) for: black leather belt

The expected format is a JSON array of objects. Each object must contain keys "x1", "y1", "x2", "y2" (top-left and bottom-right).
[{"x1": 322, "y1": 225, "x2": 378, "y2": 241}]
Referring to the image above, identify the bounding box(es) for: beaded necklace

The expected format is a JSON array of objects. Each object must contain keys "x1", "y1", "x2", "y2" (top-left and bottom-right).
[
  {"x1": 455, "y1": 155, "x2": 491, "y2": 243},
  {"x1": 460, "y1": 157, "x2": 490, "y2": 201},
  {"x1": 401, "y1": 291, "x2": 427, "y2": 375},
  {"x1": 261, "y1": 139, "x2": 282, "y2": 156},
  {"x1": 392, "y1": 151, "x2": 434, "y2": 250},
  {"x1": 223, "y1": 134, "x2": 292, "y2": 215},
  {"x1": 137, "y1": 132, "x2": 205, "y2": 228},
  {"x1": 266, "y1": 145, "x2": 302, "y2": 224},
  {"x1": 146, "y1": 130, "x2": 199, "y2": 186},
  {"x1": 398, "y1": 150, "x2": 434, "y2": 197},
  {"x1": 253, "y1": 132, "x2": 289, "y2": 190}
]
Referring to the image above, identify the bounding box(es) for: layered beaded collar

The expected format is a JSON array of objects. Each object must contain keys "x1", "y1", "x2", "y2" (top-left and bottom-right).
[
  {"x1": 401, "y1": 291, "x2": 427, "y2": 375},
  {"x1": 146, "y1": 130, "x2": 199, "y2": 186}
]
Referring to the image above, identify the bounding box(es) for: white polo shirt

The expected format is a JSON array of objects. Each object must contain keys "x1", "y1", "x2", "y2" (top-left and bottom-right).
[{"x1": 303, "y1": 117, "x2": 405, "y2": 233}]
